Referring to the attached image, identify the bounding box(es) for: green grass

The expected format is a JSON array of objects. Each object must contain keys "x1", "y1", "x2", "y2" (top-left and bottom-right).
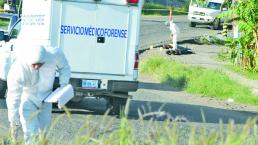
[
  {"x1": 142, "y1": 2, "x2": 188, "y2": 16},
  {"x1": 217, "y1": 48, "x2": 230, "y2": 62},
  {"x1": 140, "y1": 55, "x2": 258, "y2": 106},
  {"x1": 0, "y1": 0, "x2": 4, "y2": 8},
  {"x1": 216, "y1": 50, "x2": 258, "y2": 80},
  {"x1": 0, "y1": 19, "x2": 9, "y2": 30},
  {"x1": 1, "y1": 114, "x2": 257, "y2": 145},
  {"x1": 225, "y1": 65, "x2": 258, "y2": 80}
]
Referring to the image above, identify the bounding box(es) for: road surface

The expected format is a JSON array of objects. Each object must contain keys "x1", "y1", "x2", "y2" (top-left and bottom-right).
[{"x1": 140, "y1": 15, "x2": 220, "y2": 50}]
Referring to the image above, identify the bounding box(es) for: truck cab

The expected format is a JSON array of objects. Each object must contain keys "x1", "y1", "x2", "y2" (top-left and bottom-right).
[
  {"x1": 0, "y1": 13, "x2": 19, "y2": 42},
  {"x1": 188, "y1": 0, "x2": 230, "y2": 30}
]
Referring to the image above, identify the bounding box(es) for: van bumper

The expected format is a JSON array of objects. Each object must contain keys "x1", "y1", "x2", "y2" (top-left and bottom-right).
[
  {"x1": 107, "y1": 80, "x2": 138, "y2": 92},
  {"x1": 68, "y1": 78, "x2": 138, "y2": 94},
  {"x1": 188, "y1": 14, "x2": 214, "y2": 24},
  {"x1": 54, "y1": 78, "x2": 138, "y2": 99}
]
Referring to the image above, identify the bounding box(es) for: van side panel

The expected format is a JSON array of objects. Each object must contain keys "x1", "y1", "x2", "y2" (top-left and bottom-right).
[
  {"x1": 19, "y1": 0, "x2": 52, "y2": 41},
  {"x1": 50, "y1": 0, "x2": 62, "y2": 48}
]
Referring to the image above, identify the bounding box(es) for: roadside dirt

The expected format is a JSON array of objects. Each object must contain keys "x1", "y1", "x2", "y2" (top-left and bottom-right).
[{"x1": 135, "y1": 43, "x2": 258, "y2": 113}]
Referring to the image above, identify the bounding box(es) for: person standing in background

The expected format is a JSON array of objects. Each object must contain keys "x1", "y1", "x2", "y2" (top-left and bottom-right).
[{"x1": 169, "y1": 9, "x2": 181, "y2": 55}]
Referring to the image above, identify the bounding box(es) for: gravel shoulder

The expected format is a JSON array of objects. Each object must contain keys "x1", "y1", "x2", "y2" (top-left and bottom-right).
[{"x1": 134, "y1": 43, "x2": 258, "y2": 113}]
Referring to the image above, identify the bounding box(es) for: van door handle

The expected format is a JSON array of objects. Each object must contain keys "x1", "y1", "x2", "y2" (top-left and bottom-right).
[{"x1": 97, "y1": 37, "x2": 105, "y2": 43}]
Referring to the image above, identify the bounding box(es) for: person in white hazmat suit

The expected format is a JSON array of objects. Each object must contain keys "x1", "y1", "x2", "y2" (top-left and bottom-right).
[
  {"x1": 6, "y1": 44, "x2": 71, "y2": 144},
  {"x1": 168, "y1": 9, "x2": 180, "y2": 55}
]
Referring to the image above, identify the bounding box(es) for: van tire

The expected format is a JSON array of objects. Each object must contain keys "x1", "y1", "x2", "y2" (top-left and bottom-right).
[
  {"x1": 212, "y1": 18, "x2": 220, "y2": 30},
  {"x1": 0, "y1": 79, "x2": 7, "y2": 98},
  {"x1": 107, "y1": 97, "x2": 128, "y2": 116},
  {"x1": 189, "y1": 22, "x2": 196, "y2": 27}
]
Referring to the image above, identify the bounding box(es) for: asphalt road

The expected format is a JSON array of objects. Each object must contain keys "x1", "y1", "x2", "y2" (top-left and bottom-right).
[
  {"x1": 140, "y1": 15, "x2": 220, "y2": 50},
  {"x1": 0, "y1": 16, "x2": 257, "y2": 144},
  {"x1": 0, "y1": 97, "x2": 257, "y2": 144}
]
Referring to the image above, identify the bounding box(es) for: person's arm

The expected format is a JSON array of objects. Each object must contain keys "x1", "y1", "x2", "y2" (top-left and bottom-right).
[
  {"x1": 56, "y1": 49, "x2": 71, "y2": 87},
  {"x1": 6, "y1": 62, "x2": 24, "y2": 125}
]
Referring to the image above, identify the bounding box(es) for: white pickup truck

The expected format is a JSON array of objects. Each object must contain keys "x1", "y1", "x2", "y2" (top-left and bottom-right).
[
  {"x1": 188, "y1": 0, "x2": 230, "y2": 30},
  {"x1": 0, "y1": 0, "x2": 144, "y2": 114}
]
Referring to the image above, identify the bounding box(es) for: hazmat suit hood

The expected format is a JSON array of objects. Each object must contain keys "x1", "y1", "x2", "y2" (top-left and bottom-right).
[{"x1": 19, "y1": 45, "x2": 47, "y2": 65}]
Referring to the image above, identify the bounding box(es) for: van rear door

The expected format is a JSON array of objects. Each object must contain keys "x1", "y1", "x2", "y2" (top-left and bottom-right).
[{"x1": 60, "y1": 1, "x2": 129, "y2": 75}]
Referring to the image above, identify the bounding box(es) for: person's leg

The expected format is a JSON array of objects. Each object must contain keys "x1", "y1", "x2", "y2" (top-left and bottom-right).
[
  {"x1": 6, "y1": 96, "x2": 21, "y2": 142},
  {"x1": 19, "y1": 99, "x2": 40, "y2": 145},
  {"x1": 38, "y1": 102, "x2": 52, "y2": 131},
  {"x1": 173, "y1": 34, "x2": 177, "y2": 51},
  {"x1": 9, "y1": 123, "x2": 21, "y2": 143},
  {"x1": 36, "y1": 102, "x2": 52, "y2": 144}
]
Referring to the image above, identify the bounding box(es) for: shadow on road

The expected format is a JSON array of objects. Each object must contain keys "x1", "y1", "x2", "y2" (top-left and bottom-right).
[
  {"x1": 58, "y1": 98, "x2": 258, "y2": 124},
  {"x1": 128, "y1": 100, "x2": 257, "y2": 124},
  {"x1": 138, "y1": 82, "x2": 183, "y2": 91},
  {"x1": 1, "y1": 98, "x2": 257, "y2": 124}
]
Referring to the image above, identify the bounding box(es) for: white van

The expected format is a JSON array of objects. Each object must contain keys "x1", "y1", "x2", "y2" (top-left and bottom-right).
[
  {"x1": 188, "y1": 0, "x2": 230, "y2": 30},
  {"x1": 0, "y1": 0, "x2": 144, "y2": 114}
]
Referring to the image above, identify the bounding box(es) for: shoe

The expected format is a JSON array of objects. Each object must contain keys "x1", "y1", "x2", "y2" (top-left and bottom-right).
[{"x1": 166, "y1": 50, "x2": 172, "y2": 55}]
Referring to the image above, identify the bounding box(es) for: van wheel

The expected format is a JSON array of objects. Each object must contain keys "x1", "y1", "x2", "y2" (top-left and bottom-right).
[
  {"x1": 189, "y1": 22, "x2": 196, "y2": 27},
  {"x1": 0, "y1": 79, "x2": 7, "y2": 98},
  {"x1": 107, "y1": 97, "x2": 128, "y2": 116},
  {"x1": 212, "y1": 18, "x2": 220, "y2": 30}
]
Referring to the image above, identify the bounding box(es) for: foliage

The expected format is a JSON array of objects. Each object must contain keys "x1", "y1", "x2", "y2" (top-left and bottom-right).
[
  {"x1": 220, "y1": 0, "x2": 258, "y2": 72},
  {"x1": 0, "y1": 0, "x2": 3, "y2": 8},
  {"x1": 191, "y1": 0, "x2": 207, "y2": 7},
  {"x1": 217, "y1": 47, "x2": 230, "y2": 61},
  {"x1": 140, "y1": 55, "x2": 258, "y2": 106},
  {"x1": 0, "y1": 0, "x2": 21, "y2": 13},
  {"x1": 142, "y1": 2, "x2": 188, "y2": 16},
  {"x1": 0, "y1": 19, "x2": 9, "y2": 30},
  {"x1": 226, "y1": 64, "x2": 258, "y2": 80},
  {"x1": 1, "y1": 115, "x2": 257, "y2": 145},
  {"x1": 182, "y1": 0, "x2": 191, "y2": 12}
]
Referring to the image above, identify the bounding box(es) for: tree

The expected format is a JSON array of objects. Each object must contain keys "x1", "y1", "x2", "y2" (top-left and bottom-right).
[
  {"x1": 221, "y1": 0, "x2": 258, "y2": 71},
  {"x1": 0, "y1": 0, "x2": 5, "y2": 8}
]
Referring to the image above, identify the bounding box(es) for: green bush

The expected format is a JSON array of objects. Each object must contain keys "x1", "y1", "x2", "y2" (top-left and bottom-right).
[
  {"x1": 0, "y1": 0, "x2": 4, "y2": 8},
  {"x1": 220, "y1": 0, "x2": 258, "y2": 71},
  {"x1": 142, "y1": 2, "x2": 188, "y2": 16}
]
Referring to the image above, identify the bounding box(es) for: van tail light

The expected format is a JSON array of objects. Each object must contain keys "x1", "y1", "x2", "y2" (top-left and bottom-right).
[
  {"x1": 134, "y1": 52, "x2": 139, "y2": 69},
  {"x1": 127, "y1": 0, "x2": 139, "y2": 4}
]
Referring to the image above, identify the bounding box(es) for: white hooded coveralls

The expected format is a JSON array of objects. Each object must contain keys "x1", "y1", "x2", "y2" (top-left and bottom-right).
[
  {"x1": 169, "y1": 21, "x2": 180, "y2": 51},
  {"x1": 6, "y1": 45, "x2": 71, "y2": 143}
]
